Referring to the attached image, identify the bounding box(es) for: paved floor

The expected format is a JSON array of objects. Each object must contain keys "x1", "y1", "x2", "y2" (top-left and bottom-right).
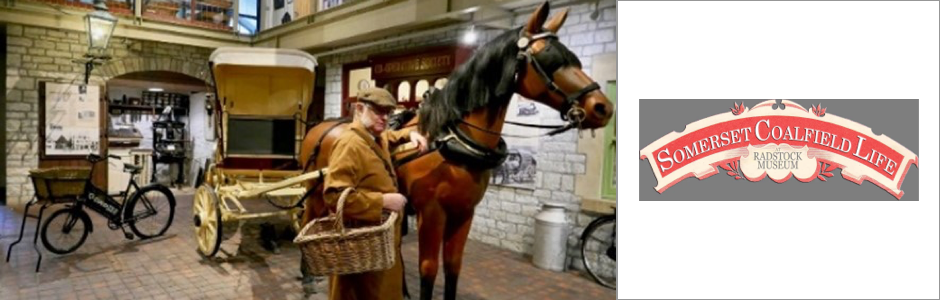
[{"x1": 0, "y1": 190, "x2": 615, "y2": 299}]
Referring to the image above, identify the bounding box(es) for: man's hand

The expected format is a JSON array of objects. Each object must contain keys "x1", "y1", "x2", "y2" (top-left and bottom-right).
[
  {"x1": 382, "y1": 193, "x2": 407, "y2": 212},
  {"x1": 409, "y1": 130, "x2": 429, "y2": 153}
]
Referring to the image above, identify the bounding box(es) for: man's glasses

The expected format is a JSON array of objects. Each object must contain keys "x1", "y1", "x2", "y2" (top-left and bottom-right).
[{"x1": 362, "y1": 102, "x2": 394, "y2": 116}]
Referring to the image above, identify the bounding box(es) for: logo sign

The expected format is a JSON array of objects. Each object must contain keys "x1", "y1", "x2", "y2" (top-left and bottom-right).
[{"x1": 640, "y1": 100, "x2": 919, "y2": 199}]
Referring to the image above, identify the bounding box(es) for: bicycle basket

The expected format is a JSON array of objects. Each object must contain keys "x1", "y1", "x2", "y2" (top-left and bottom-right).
[
  {"x1": 29, "y1": 167, "x2": 91, "y2": 200},
  {"x1": 293, "y1": 188, "x2": 398, "y2": 276}
]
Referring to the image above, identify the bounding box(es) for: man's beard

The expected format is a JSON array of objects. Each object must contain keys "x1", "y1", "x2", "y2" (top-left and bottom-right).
[{"x1": 360, "y1": 116, "x2": 384, "y2": 136}]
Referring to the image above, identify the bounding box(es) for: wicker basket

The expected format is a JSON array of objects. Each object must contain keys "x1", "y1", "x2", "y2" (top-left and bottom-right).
[
  {"x1": 294, "y1": 188, "x2": 398, "y2": 276},
  {"x1": 29, "y1": 167, "x2": 91, "y2": 200}
]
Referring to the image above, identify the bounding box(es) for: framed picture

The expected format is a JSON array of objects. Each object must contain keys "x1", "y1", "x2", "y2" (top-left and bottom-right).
[
  {"x1": 40, "y1": 82, "x2": 101, "y2": 159},
  {"x1": 490, "y1": 95, "x2": 543, "y2": 190}
]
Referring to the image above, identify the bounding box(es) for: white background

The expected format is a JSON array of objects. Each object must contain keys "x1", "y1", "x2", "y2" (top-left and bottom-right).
[{"x1": 618, "y1": 2, "x2": 939, "y2": 299}]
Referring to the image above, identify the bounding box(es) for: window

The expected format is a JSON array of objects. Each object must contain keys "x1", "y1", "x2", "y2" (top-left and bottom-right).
[
  {"x1": 434, "y1": 78, "x2": 448, "y2": 89},
  {"x1": 601, "y1": 81, "x2": 617, "y2": 200},
  {"x1": 321, "y1": 0, "x2": 346, "y2": 11},
  {"x1": 397, "y1": 81, "x2": 411, "y2": 103},
  {"x1": 237, "y1": 0, "x2": 259, "y2": 35},
  {"x1": 415, "y1": 80, "x2": 429, "y2": 102}
]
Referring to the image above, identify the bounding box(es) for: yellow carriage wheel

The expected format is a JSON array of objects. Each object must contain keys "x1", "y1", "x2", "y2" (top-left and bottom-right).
[{"x1": 194, "y1": 185, "x2": 223, "y2": 258}]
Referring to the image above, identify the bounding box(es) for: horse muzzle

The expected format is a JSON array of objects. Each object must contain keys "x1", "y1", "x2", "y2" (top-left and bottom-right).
[{"x1": 578, "y1": 93, "x2": 614, "y2": 129}]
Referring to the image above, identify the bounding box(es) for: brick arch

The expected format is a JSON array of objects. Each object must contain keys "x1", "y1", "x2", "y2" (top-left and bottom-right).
[{"x1": 96, "y1": 56, "x2": 214, "y2": 86}]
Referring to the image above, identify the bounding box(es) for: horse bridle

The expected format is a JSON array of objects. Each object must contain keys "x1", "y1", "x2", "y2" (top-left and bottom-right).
[
  {"x1": 451, "y1": 29, "x2": 601, "y2": 139},
  {"x1": 516, "y1": 29, "x2": 600, "y2": 125}
]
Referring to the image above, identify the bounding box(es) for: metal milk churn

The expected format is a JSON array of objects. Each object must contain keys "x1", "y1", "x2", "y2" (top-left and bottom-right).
[{"x1": 532, "y1": 202, "x2": 571, "y2": 271}]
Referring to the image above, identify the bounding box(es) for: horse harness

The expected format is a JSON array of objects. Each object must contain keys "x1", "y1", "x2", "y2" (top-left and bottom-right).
[{"x1": 431, "y1": 28, "x2": 602, "y2": 169}]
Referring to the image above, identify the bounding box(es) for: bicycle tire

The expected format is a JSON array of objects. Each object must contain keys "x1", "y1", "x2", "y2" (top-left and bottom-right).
[
  {"x1": 580, "y1": 214, "x2": 616, "y2": 289},
  {"x1": 41, "y1": 208, "x2": 91, "y2": 255},
  {"x1": 126, "y1": 185, "x2": 176, "y2": 239}
]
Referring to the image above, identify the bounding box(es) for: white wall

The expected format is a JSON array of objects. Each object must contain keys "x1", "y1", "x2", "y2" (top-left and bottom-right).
[{"x1": 188, "y1": 92, "x2": 214, "y2": 185}]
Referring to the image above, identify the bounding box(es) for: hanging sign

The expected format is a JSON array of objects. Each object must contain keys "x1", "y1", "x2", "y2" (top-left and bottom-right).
[{"x1": 639, "y1": 100, "x2": 919, "y2": 199}]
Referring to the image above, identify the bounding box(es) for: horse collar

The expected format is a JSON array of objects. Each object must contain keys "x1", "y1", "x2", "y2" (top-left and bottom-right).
[{"x1": 435, "y1": 124, "x2": 509, "y2": 170}]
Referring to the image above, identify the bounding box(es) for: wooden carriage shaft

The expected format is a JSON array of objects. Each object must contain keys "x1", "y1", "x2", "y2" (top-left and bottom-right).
[
  {"x1": 220, "y1": 208, "x2": 303, "y2": 222},
  {"x1": 232, "y1": 169, "x2": 327, "y2": 198}
]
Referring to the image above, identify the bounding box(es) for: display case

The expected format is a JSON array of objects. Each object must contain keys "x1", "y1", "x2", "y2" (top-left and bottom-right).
[{"x1": 152, "y1": 119, "x2": 187, "y2": 186}]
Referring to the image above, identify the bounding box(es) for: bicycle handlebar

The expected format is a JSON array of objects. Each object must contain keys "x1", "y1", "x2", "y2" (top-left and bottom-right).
[{"x1": 86, "y1": 153, "x2": 103, "y2": 163}]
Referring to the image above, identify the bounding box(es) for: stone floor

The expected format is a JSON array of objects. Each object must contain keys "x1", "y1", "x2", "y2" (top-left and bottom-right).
[{"x1": 0, "y1": 189, "x2": 615, "y2": 299}]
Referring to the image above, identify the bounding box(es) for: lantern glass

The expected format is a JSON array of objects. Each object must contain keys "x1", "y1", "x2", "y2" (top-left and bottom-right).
[{"x1": 85, "y1": 10, "x2": 117, "y2": 54}]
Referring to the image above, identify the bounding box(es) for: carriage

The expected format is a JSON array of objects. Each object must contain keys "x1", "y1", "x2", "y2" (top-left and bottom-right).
[{"x1": 193, "y1": 47, "x2": 326, "y2": 257}]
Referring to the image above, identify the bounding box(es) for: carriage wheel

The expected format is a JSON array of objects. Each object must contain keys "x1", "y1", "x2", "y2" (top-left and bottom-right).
[{"x1": 193, "y1": 185, "x2": 223, "y2": 258}]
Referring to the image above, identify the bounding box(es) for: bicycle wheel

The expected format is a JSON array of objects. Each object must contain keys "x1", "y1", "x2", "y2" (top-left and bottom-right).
[
  {"x1": 581, "y1": 215, "x2": 616, "y2": 289},
  {"x1": 41, "y1": 208, "x2": 91, "y2": 255},
  {"x1": 126, "y1": 185, "x2": 176, "y2": 239}
]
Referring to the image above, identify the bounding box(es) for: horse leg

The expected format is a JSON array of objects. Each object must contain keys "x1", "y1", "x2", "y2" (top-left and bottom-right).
[
  {"x1": 418, "y1": 207, "x2": 445, "y2": 300},
  {"x1": 441, "y1": 215, "x2": 473, "y2": 300}
]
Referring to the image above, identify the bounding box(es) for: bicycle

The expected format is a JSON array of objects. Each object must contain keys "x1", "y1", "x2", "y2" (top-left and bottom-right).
[
  {"x1": 39, "y1": 153, "x2": 176, "y2": 254},
  {"x1": 580, "y1": 209, "x2": 616, "y2": 289}
]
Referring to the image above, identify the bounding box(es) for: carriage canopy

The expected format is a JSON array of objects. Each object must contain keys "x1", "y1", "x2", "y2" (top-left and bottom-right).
[{"x1": 209, "y1": 47, "x2": 318, "y2": 168}]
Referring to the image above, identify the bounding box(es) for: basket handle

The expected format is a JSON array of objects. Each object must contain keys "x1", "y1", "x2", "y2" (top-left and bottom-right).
[{"x1": 333, "y1": 187, "x2": 355, "y2": 235}]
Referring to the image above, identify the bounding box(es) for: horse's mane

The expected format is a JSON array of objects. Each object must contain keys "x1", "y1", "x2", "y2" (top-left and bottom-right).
[{"x1": 417, "y1": 28, "x2": 523, "y2": 139}]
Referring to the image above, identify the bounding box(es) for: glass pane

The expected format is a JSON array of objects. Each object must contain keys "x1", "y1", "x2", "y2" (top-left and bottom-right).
[
  {"x1": 397, "y1": 81, "x2": 411, "y2": 103},
  {"x1": 239, "y1": 0, "x2": 257, "y2": 16},
  {"x1": 434, "y1": 78, "x2": 448, "y2": 89},
  {"x1": 321, "y1": 0, "x2": 345, "y2": 10},
  {"x1": 415, "y1": 80, "x2": 430, "y2": 102},
  {"x1": 237, "y1": 17, "x2": 257, "y2": 35}
]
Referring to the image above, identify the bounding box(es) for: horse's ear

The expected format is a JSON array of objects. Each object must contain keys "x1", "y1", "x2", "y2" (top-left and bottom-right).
[
  {"x1": 525, "y1": 2, "x2": 551, "y2": 34},
  {"x1": 544, "y1": 8, "x2": 569, "y2": 33}
]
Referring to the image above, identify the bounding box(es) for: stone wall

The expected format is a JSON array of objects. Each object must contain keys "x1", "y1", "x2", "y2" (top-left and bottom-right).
[
  {"x1": 4, "y1": 23, "x2": 214, "y2": 208},
  {"x1": 317, "y1": 0, "x2": 617, "y2": 271}
]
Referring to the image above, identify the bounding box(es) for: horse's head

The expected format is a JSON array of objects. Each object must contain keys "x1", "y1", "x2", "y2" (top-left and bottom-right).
[{"x1": 514, "y1": 2, "x2": 614, "y2": 130}]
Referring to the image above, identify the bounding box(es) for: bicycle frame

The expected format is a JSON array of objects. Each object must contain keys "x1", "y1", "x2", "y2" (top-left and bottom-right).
[{"x1": 77, "y1": 156, "x2": 153, "y2": 227}]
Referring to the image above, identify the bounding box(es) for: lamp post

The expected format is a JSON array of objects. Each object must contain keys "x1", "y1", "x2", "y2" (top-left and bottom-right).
[{"x1": 78, "y1": 0, "x2": 117, "y2": 85}]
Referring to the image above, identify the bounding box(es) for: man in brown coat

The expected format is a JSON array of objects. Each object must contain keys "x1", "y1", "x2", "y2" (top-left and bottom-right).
[{"x1": 320, "y1": 87, "x2": 427, "y2": 300}]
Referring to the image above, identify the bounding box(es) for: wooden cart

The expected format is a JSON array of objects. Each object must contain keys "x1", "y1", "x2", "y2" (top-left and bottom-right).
[{"x1": 194, "y1": 47, "x2": 324, "y2": 257}]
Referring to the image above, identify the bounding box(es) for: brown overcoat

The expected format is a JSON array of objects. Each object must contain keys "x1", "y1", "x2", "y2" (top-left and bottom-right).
[{"x1": 320, "y1": 120, "x2": 412, "y2": 300}]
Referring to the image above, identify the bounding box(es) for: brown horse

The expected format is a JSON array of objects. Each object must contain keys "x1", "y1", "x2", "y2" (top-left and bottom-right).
[{"x1": 299, "y1": 2, "x2": 613, "y2": 299}]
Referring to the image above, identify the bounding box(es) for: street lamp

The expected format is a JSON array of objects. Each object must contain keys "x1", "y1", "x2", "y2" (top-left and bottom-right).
[{"x1": 79, "y1": 0, "x2": 117, "y2": 85}]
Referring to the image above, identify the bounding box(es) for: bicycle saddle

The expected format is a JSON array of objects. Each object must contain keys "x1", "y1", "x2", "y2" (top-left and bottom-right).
[{"x1": 123, "y1": 163, "x2": 142, "y2": 174}]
